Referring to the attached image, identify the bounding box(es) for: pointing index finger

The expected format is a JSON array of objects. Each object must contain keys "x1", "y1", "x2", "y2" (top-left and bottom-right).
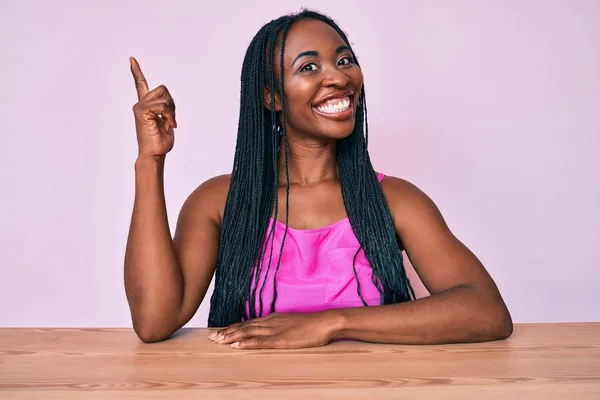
[{"x1": 129, "y1": 57, "x2": 150, "y2": 100}]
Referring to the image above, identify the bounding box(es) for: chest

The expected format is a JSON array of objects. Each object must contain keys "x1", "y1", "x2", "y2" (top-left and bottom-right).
[
  {"x1": 248, "y1": 219, "x2": 382, "y2": 318},
  {"x1": 272, "y1": 180, "x2": 347, "y2": 230}
]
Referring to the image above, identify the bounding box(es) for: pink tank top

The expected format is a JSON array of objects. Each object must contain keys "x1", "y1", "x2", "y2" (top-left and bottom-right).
[{"x1": 247, "y1": 173, "x2": 385, "y2": 317}]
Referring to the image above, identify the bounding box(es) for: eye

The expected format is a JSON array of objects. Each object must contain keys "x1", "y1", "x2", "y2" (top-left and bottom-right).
[
  {"x1": 338, "y1": 56, "x2": 354, "y2": 66},
  {"x1": 300, "y1": 62, "x2": 319, "y2": 72}
]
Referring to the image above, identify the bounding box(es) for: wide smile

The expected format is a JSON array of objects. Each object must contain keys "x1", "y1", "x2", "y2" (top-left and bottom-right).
[{"x1": 311, "y1": 95, "x2": 354, "y2": 121}]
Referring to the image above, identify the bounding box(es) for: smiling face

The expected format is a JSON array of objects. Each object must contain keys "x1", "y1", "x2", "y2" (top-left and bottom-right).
[{"x1": 269, "y1": 19, "x2": 364, "y2": 141}]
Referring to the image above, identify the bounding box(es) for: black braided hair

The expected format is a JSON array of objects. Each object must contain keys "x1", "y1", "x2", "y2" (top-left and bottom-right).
[{"x1": 208, "y1": 9, "x2": 415, "y2": 327}]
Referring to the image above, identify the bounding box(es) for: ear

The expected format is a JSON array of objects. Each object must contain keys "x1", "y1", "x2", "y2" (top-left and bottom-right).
[{"x1": 263, "y1": 87, "x2": 283, "y2": 111}]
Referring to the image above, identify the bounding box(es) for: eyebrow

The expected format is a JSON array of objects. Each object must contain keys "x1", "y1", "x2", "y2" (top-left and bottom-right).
[{"x1": 291, "y1": 45, "x2": 352, "y2": 66}]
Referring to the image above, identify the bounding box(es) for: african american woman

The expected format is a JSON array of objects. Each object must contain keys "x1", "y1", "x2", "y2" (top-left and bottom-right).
[{"x1": 124, "y1": 10, "x2": 513, "y2": 349}]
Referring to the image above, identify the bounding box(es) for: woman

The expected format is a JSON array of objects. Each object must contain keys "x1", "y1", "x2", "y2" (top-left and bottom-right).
[{"x1": 124, "y1": 10, "x2": 513, "y2": 349}]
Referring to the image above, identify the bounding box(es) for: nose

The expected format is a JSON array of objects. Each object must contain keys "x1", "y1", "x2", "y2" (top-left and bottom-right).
[{"x1": 322, "y1": 66, "x2": 350, "y2": 88}]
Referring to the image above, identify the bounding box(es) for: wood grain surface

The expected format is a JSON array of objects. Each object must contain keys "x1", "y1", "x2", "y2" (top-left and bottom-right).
[{"x1": 1, "y1": 323, "x2": 599, "y2": 399}]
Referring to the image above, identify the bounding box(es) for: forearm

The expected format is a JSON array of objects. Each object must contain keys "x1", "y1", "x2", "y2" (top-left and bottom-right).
[
  {"x1": 325, "y1": 285, "x2": 513, "y2": 344},
  {"x1": 124, "y1": 156, "x2": 183, "y2": 341}
]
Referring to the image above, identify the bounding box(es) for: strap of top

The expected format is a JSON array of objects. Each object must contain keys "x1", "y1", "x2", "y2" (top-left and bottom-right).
[{"x1": 377, "y1": 172, "x2": 385, "y2": 182}]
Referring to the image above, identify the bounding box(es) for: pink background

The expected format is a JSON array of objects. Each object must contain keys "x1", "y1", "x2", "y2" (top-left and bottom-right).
[{"x1": 1, "y1": 0, "x2": 598, "y2": 327}]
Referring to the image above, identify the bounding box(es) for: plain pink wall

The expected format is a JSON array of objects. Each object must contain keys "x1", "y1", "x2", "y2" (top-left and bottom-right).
[{"x1": 1, "y1": 0, "x2": 598, "y2": 327}]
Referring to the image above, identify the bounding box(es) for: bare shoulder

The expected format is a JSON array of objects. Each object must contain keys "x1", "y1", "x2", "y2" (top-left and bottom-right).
[
  {"x1": 379, "y1": 174, "x2": 422, "y2": 199},
  {"x1": 179, "y1": 174, "x2": 231, "y2": 226},
  {"x1": 379, "y1": 174, "x2": 449, "y2": 232}
]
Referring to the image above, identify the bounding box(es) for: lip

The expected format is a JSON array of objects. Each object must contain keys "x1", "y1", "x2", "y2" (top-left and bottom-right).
[
  {"x1": 311, "y1": 90, "x2": 355, "y2": 121},
  {"x1": 312, "y1": 100, "x2": 354, "y2": 121},
  {"x1": 312, "y1": 89, "x2": 355, "y2": 107}
]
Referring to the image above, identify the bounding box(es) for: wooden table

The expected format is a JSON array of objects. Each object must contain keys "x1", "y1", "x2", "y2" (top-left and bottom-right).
[{"x1": 1, "y1": 323, "x2": 598, "y2": 399}]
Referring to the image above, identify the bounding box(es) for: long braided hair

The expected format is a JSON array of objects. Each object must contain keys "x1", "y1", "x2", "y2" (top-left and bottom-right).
[{"x1": 208, "y1": 9, "x2": 415, "y2": 327}]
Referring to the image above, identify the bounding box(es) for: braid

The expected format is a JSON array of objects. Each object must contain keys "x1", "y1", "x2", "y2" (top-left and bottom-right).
[
  {"x1": 269, "y1": 21, "x2": 292, "y2": 313},
  {"x1": 208, "y1": 10, "x2": 414, "y2": 328},
  {"x1": 248, "y1": 28, "x2": 279, "y2": 318},
  {"x1": 208, "y1": 19, "x2": 281, "y2": 326}
]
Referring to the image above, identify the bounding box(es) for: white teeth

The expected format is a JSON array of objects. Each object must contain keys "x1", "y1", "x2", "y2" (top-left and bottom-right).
[{"x1": 315, "y1": 97, "x2": 351, "y2": 114}]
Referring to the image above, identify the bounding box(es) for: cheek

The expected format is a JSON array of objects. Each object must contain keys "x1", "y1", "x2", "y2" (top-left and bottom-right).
[
  {"x1": 283, "y1": 80, "x2": 316, "y2": 118},
  {"x1": 349, "y1": 68, "x2": 364, "y2": 87}
]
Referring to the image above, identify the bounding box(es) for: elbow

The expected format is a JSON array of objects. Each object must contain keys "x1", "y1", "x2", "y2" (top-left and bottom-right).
[
  {"x1": 495, "y1": 307, "x2": 514, "y2": 340},
  {"x1": 135, "y1": 327, "x2": 170, "y2": 344},
  {"x1": 483, "y1": 302, "x2": 514, "y2": 341},
  {"x1": 132, "y1": 316, "x2": 177, "y2": 344},
  {"x1": 464, "y1": 283, "x2": 513, "y2": 342},
  {"x1": 134, "y1": 323, "x2": 170, "y2": 343},
  {"x1": 465, "y1": 286, "x2": 513, "y2": 342},
  {"x1": 126, "y1": 296, "x2": 182, "y2": 343}
]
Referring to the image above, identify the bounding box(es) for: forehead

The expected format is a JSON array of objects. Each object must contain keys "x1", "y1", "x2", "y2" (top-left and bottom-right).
[{"x1": 283, "y1": 19, "x2": 346, "y2": 58}]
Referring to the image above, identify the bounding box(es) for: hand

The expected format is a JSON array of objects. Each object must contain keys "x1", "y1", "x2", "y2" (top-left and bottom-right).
[
  {"x1": 208, "y1": 312, "x2": 339, "y2": 350},
  {"x1": 130, "y1": 57, "x2": 177, "y2": 158}
]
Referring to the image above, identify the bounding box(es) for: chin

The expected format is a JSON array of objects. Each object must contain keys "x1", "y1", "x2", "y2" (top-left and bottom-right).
[{"x1": 319, "y1": 121, "x2": 356, "y2": 140}]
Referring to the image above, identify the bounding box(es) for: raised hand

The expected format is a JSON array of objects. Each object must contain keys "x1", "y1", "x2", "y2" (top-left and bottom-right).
[{"x1": 130, "y1": 57, "x2": 177, "y2": 158}]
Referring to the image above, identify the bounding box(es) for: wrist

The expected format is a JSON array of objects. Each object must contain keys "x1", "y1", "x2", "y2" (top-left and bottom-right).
[
  {"x1": 135, "y1": 155, "x2": 165, "y2": 170},
  {"x1": 322, "y1": 308, "x2": 347, "y2": 341}
]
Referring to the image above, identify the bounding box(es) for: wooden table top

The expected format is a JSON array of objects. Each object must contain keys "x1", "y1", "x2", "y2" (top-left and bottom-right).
[{"x1": 1, "y1": 323, "x2": 599, "y2": 399}]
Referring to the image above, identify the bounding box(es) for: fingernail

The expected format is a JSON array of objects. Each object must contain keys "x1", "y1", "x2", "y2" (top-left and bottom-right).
[
  {"x1": 208, "y1": 332, "x2": 217, "y2": 340},
  {"x1": 231, "y1": 342, "x2": 240, "y2": 348},
  {"x1": 216, "y1": 335, "x2": 224, "y2": 341}
]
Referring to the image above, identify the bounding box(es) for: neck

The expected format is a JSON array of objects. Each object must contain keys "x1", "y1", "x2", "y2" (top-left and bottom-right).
[{"x1": 277, "y1": 135, "x2": 337, "y2": 186}]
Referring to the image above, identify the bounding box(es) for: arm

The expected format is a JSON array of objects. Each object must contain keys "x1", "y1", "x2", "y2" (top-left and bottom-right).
[
  {"x1": 124, "y1": 162, "x2": 227, "y2": 343},
  {"x1": 124, "y1": 57, "x2": 226, "y2": 343},
  {"x1": 326, "y1": 176, "x2": 513, "y2": 344}
]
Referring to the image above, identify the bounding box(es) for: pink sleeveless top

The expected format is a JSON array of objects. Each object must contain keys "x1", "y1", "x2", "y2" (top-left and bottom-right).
[{"x1": 247, "y1": 173, "x2": 385, "y2": 317}]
